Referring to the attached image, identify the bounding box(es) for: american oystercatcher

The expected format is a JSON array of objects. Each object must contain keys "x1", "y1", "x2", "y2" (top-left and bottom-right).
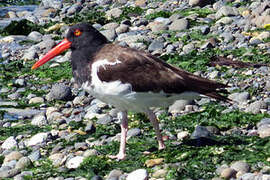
[{"x1": 32, "y1": 23, "x2": 229, "y2": 160}]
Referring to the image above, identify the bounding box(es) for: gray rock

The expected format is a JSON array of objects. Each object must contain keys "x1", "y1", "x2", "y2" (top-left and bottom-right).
[
  {"x1": 2, "y1": 136, "x2": 18, "y2": 150},
  {"x1": 231, "y1": 161, "x2": 250, "y2": 173},
  {"x1": 100, "y1": 29, "x2": 117, "y2": 41},
  {"x1": 191, "y1": 126, "x2": 212, "y2": 139},
  {"x1": 169, "y1": 19, "x2": 189, "y2": 31},
  {"x1": 220, "y1": 168, "x2": 237, "y2": 179},
  {"x1": 28, "y1": 31, "x2": 43, "y2": 41},
  {"x1": 106, "y1": 8, "x2": 123, "y2": 18},
  {"x1": 126, "y1": 169, "x2": 148, "y2": 180},
  {"x1": 8, "y1": 92, "x2": 21, "y2": 100},
  {"x1": 257, "y1": 124, "x2": 270, "y2": 138},
  {"x1": 4, "y1": 151, "x2": 23, "y2": 163},
  {"x1": 15, "y1": 157, "x2": 32, "y2": 169},
  {"x1": 66, "y1": 156, "x2": 84, "y2": 169},
  {"x1": 216, "y1": 17, "x2": 233, "y2": 24},
  {"x1": 83, "y1": 149, "x2": 98, "y2": 157},
  {"x1": 107, "y1": 169, "x2": 123, "y2": 180},
  {"x1": 220, "y1": 32, "x2": 234, "y2": 43},
  {"x1": 22, "y1": 47, "x2": 39, "y2": 60},
  {"x1": 41, "y1": 0, "x2": 63, "y2": 9},
  {"x1": 85, "y1": 121, "x2": 96, "y2": 133},
  {"x1": 257, "y1": 118, "x2": 270, "y2": 128},
  {"x1": 29, "y1": 97, "x2": 44, "y2": 104},
  {"x1": 216, "y1": 6, "x2": 239, "y2": 19},
  {"x1": 228, "y1": 92, "x2": 249, "y2": 103},
  {"x1": 28, "y1": 150, "x2": 41, "y2": 161},
  {"x1": 245, "y1": 101, "x2": 267, "y2": 114},
  {"x1": 169, "y1": 100, "x2": 193, "y2": 114},
  {"x1": 47, "y1": 83, "x2": 73, "y2": 101},
  {"x1": 14, "y1": 79, "x2": 26, "y2": 87},
  {"x1": 127, "y1": 128, "x2": 141, "y2": 138},
  {"x1": 27, "y1": 132, "x2": 48, "y2": 146},
  {"x1": 102, "y1": 22, "x2": 119, "y2": 30},
  {"x1": 239, "y1": 173, "x2": 256, "y2": 180},
  {"x1": 37, "y1": 39, "x2": 55, "y2": 52},
  {"x1": 0, "y1": 168, "x2": 20, "y2": 178},
  {"x1": 148, "y1": 40, "x2": 164, "y2": 52},
  {"x1": 67, "y1": 4, "x2": 82, "y2": 15},
  {"x1": 182, "y1": 43, "x2": 195, "y2": 54},
  {"x1": 31, "y1": 114, "x2": 48, "y2": 126},
  {"x1": 91, "y1": 175, "x2": 103, "y2": 180},
  {"x1": 97, "y1": 114, "x2": 113, "y2": 125},
  {"x1": 116, "y1": 24, "x2": 129, "y2": 34}
]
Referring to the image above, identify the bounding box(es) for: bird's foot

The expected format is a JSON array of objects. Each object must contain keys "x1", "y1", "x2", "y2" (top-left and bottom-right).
[{"x1": 108, "y1": 153, "x2": 126, "y2": 160}]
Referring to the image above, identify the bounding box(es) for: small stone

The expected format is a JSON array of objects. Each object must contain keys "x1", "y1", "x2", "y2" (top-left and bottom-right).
[
  {"x1": 169, "y1": 100, "x2": 193, "y2": 114},
  {"x1": 152, "y1": 169, "x2": 168, "y2": 178},
  {"x1": 231, "y1": 161, "x2": 250, "y2": 173},
  {"x1": 169, "y1": 19, "x2": 189, "y2": 31},
  {"x1": 27, "y1": 132, "x2": 48, "y2": 146},
  {"x1": 126, "y1": 169, "x2": 148, "y2": 180},
  {"x1": 258, "y1": 124, "x2": 270, "y2": 138},
  {"x1": 216, "y1": 17, "x2": 233, "y2": 24},
  {"x1": 14, "y1": 79, "x2": 26, "y2": 87},
  {"x1": 2, "y1": 136, "x2": 18, "y2": 150},
  {"x1": 191, "y1": 126, "x2": 212, "y2": 139},
  {"x1": 107, "y1": 169, "x2": 123, "y2": 179},
  {"x1": 182, "y1": 43, "x2": 195, "y2": 54},
  {"x1": 66, "y1": 156, "x2": 84, "y2": 169},
  {"x1": 100, "y1": 29, "x2": 117, "y2": 41},
  {"x1": 115, "y1": 24, "x2": 129, "y2": 34},
  {"x1": 148, "y1": 22, "x2": 168, "y2": 33},
  {"x1": 97, "y1": 114, "x2": 113, "y2": 125},
  {"x1": 106, "y1": 8, "x2": 123, "y2": 19},
  {"x1": 85, "y1": 121, "x2": 96, "y2": 134},
  {"x1": 0, "y1": 168, "x2": 20, "y2": 178},
  {"x1": 83, "y1": 149, "x2": 98, "y2": 157},
  {"x1": 7, "y1": 11, "x2": 17, "y2": 18},
  {"x1": 135, "y1": 0, "x2": 146, "y2": 7},
  {"x1": 31, "y1": 114, "x2": 48, "y2": 126},
  {"x1": 145, "y1": 158, "x2": 164, "y2": 168},
  {"x1": 91, "y1": 175, "x2": 103, "y2": 180},
  {"x1": 29, "y1": 97, "x2": 45, "y2": 104},
  {"x1": 28, "y1": 31, "x2": 43, "y2": 41},
  {"x1": 15, "y1": 157, "x2": 32, "y2": 169},
  {"x1": 127, "y1": 128, "x2": 141, "y2": 138},
  {"x1": 239, "y1": 173, "x2": 256, "y2": 180},
  {"x1": 177, "y1": 131, "x2": 190, "y2": 140},
  {"x1": 47, "y1": 83, "x2": 73, "y2": 101},
  {"x1": 67, "y1": 4, "x2": 82, "y2": 15},
  {"x1": 148, "y1": 40, "x2": 164, "y2": 52},
  {"x1": 4, "y1": 151, "x2": 23, "y2": 163},
  {"x1": 216, "y1": 6, "x2": 239, "y2": 19},
  {"x1": 28, "y1": 150, "x2": 41, "y2": 161},
  {"x1": 228, "y1": 92, "x2": 249, "y2": 103},
  {"x1": 245, "y1": 101, "x2": 267, "y2": 114},
  {"x1": 220, "y1": 168, "x2": 237, "y2": 179},
  {"x1": 49, "y1": 153, "x2": 65, "y2": 166}
]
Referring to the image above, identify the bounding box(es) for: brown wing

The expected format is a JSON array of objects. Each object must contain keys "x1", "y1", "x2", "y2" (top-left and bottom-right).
[{"x1": 94, "y1": 44, "x2": 229, "y2": 101}]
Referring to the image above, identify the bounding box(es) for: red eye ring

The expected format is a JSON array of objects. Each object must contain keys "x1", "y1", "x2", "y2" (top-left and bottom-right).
[{"x1": 74, "y1": 29, "x2": 82, "y2": 36}]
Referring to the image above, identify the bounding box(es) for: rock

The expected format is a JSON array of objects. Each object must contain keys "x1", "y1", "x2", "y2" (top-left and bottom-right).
[
  {"x1": 2, "y1": 136, "x2": 18, "y2": 150},
  {"x1": 126, "y1": 169, "x2": 148, "y2": 180},
  {"x1": 245, "y1": 101, "x2": 267, "y2": 114},
  {"x1": 28, "y1": 31, "x2": 43, "y2": 41},
  {"x1": 228, "y1": 92, "x2": 249, "y2": 103},
  {"x1": 177, "y1": 131, "x2": 190, "y2": 140},
  {"x1": 41, "y1": 0, "x2": 63, "y2": 9},
  {"x1": 0, "y1": 168, "x2": 20, "y2": 178},
  {"x1": 31, "y1": 114, "x2": 48, "y2": 126},
  {"x1": 14, "y1": 79, "x2": 26, "y2": 87},
  {"x1": 28, "y1": 150, "x2": 41, "y2": 161},
  {"x1": 220, "y1": 168, "x2": 237, "y2": 179},
  {"x1": 27, "y1": 132, "x2": 48, "y2": 146},
  {"x1": 67, "y1": 4, "x2": 82, "y2": 16},
  {"x1": 15, "y1": 157, "x2": 32, "y2": 169},
  {"x1": 66, "y1": 156, "x2": 84, "y2": 169},
  {"x1": 216, "y1": 6, "x2": 239, "y2": 19},
  {"x1": 29, "y1": 97, "x2": 45, "y2": 104},
  {"x1": 258, "y1": 124, "x2": 270, "y2": 138},
  {"x1": 83, "y1": 149, "x2": 98, "y2": 157},
  {"x1": 152, "y1": 169, "x2": 168, "y2": 178},
  {"x1": 216, "y1": 17, "x2": 233, "y2": 24},
  {"x1": 7, "y1": 92, "x2": 21, "y2": 100},
  {"x1": 91, "y1": 175, "x2": 103, "y2": 180},
  {"x1": 145, "y1": 158, "x2": 164, "y2": 168},
  {"x1": 96, "y1": 114, "x2": 113, "y2": 125},
  {"x1": 49, "y1": 153, "x2": 65, "y2": 166},
  {"x1": 106, "y1": 8, "x2": 123, "y2": 19},
  {"x1": 169, "y1": 19, "x2": 189, "y2": 31},
  {"x1": 115, "y1": 24, "x2": 129, "y2": 34},
  {"x1": 182, "y1": 43, "x2": 195, "y2": 54},
  {"x1": 169, "y1": 100, "x2": 193, "y2": 114},
  {"x1": 239, "y1": 173, "x2": 256, "y2": 180},
  {"x1": 231, "y1": 161, "x2": 250, "y2": 173},
  {"x1": 135, "y1": 0, "x2": 147, "y2": 7},
  {"x1": 127, "y1": 128, "x2": 141, "y2": 138},
  {"x1": 257, "y1": 118, "x2": 270, "y2": 128},
  {"x1": 85, "y1": 121, "x2": 96, "y2": 134},
  {"x1": 189, "y1": 0, "x2": 212, "y2": 7},
  {"x1": 191, "y1": 126, "x2": 212, "y2": 139},
  {"x1": 148, "y1": 40, "x2": 164, "y2": 52},
  {"x1": 47, "y1": 83, "x2": 73, "y2": 101},
  {"x1": 107, "y1": 169, "x2": 123, "y2": 179},
  {"x1": 4, "y1": 151, "x2": 23, "y2": 163},
  {"x1": 148, "y1": 22, "x2": 168, "y2": 32},
  {"x1": 100, "y1": 29, "x2": 117, "y2": 41}
]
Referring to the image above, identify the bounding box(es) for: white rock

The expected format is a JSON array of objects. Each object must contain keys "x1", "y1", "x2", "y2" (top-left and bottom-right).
[
  {"x1": 126, "y1": 169, "x2": 148, "y2": 180},
  {"x1": 66, "y1": 156, "x2": 84, "y2": 169},
  {"x1": 29, "y1": 97, "x2": 44, "y2": 104},
  {"x1": 27, "y1": 133, "x2": 48, "y2": 146},
  {"x1": 2, "y1": 136, "x2": 18, "y2": 150},
  {"x1": 31, "y1": 114, "x2": 48, "y2": 126}
]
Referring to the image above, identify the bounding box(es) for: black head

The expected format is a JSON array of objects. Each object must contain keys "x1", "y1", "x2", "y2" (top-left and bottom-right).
[{"x1": 66, "y1": 23, "x2": 108, "y2": 50}]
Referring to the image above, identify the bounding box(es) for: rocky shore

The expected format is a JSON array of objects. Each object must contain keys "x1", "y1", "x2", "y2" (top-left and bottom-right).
[{"x1": 0, "y1": 0, "x2": 270, "y2": 179}]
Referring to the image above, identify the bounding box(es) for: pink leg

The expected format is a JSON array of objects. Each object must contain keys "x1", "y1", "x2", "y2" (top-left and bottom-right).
[
  {"x1": 109, "y1": 111, "x2": 128, "y2": 160},
  {"x1": 146, "y1": 110, "x2": 165, "y2": 150}
]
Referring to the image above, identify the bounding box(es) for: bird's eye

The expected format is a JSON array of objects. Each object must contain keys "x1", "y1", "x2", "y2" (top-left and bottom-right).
[{"x1": 74, "y1": 29, "x2": 82, "y2": 37}]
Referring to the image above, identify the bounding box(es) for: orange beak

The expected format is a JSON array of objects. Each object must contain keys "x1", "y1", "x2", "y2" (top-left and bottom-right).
[{"x1": 31, "y1": 38, "x2": 72, "y2": 70}]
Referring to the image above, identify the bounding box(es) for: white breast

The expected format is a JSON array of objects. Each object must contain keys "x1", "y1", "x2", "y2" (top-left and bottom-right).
[{"x1": 82, "y1": 59, "x2": 200, "y2": 113}]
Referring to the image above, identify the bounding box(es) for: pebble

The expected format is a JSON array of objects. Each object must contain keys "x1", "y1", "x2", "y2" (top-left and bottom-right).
[
  {"x1": 126, "y1": 169, "x2": 148, "y2": 180},
  {"x1": 27, "y1": 132, "x2": 48, "y2": 146},
  {"x1": 231, "y1": 161, "x2": 250, "y2": 173},
  {"x1": 15, "y1": 157, "x2": 32, "y2": 169},
  {"x1": 29, "y1": 97, "x2": 45, "y2": 104},
  {"x1": 66, "y1": 156, "x2": 84, "y2": 169},
  {"x1": 191, "y1": 126, "x2": 212, "y2": 139},
  {"x1": 2, "y1": 136, "x2": 18, "y2": 150},
  {"x1": 47, "y1": 83, "x2": 73, "y2": 101},
  {"x1": 31, "y1": 114, "x2": 48, "y2": 126},
  {"x1": 169, "y1": 18, "x2": 189, "y2": 31},
  {"x1": 220, "y1": 168, "x2": 237, "y2": 179},
  {"x1": 4, "y1": 151, "x2": 23, "y2": 163}
]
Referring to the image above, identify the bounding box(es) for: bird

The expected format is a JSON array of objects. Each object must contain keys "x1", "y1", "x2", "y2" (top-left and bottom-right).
[{"x1": 32, "y1": 23, "x2": 229, "y2": 160}]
